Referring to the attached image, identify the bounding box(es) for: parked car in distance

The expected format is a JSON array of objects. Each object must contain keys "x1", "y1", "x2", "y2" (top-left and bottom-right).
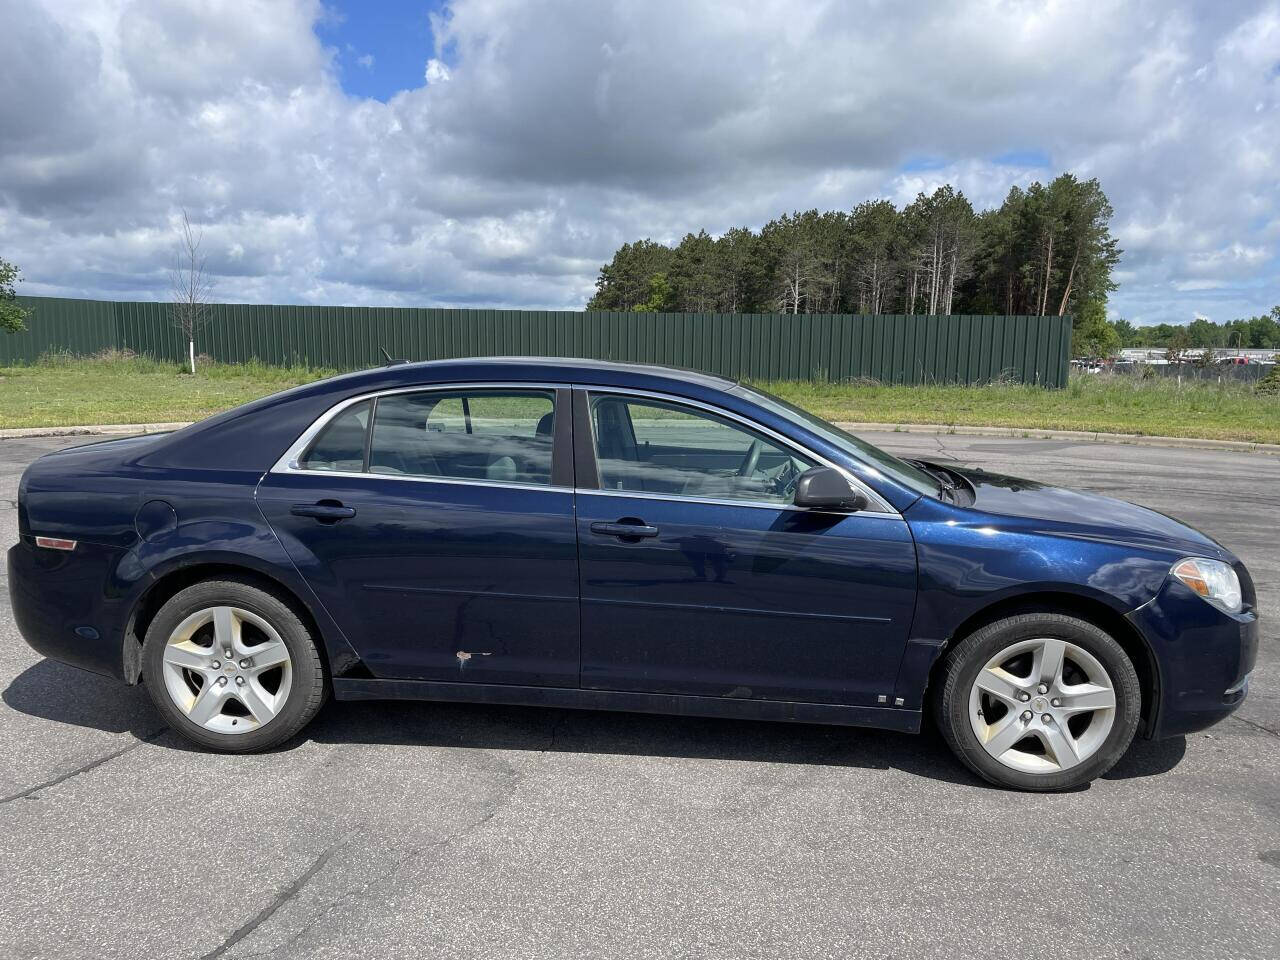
[
  {"x1": 1070, "y1": 358, "x2": 1107, "y2": 373},
  {"x1": 8, "y1": 358, "x2": 1258, "y2": 791}
]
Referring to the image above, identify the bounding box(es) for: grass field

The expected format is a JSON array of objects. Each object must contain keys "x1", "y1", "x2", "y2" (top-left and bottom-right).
[
  {"x1": 2, "y1": 353, "x2": 1278, "y2": 444},
  {"x1": 0, "y1": 353, "x2": 333, "y2": 429},
  {"x1": 760, "y1": 375, "x2": 1280, "y2": 445}
]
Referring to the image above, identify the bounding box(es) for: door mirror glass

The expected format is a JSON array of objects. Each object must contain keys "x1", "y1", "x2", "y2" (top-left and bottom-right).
[{"x1": 793, "y1": 467, "x2": 866, "y2": 511}]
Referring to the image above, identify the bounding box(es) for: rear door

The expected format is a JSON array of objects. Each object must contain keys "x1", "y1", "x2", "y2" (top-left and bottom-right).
[
  {"x1": 256, "y1": 384, "x2": 580, "y2": 686},
  {"x1": 574, "y1": 388, "x2": 917, "y2": 707}
]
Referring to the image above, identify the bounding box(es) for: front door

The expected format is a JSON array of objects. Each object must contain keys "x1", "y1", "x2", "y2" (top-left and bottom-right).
[
  {"x1": 257, "y1": 385, "x2": 580, "y2": 686},
  {"x1": 575, "y1": 390, "x2": 917, "y2": 707}
]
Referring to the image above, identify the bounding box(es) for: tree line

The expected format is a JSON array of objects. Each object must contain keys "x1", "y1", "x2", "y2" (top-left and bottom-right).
[
  {"x1": 1113, "y1": 309, "x2": 1280, "y2": 349},
  {"x1": 1069, "y1": 304, "x2": 1280, "y2": 359},
  {"x1": 588, "y1": 173, "x2": 1122, "y2": 319}
]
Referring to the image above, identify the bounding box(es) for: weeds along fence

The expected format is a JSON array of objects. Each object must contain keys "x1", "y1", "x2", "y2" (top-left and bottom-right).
[
  {"x1": 5, "y1": 296, "x2": 1073, "y2": 387},
  {"x1": 1115, "y1": 363, "x2": 1275, "y2": 383}
]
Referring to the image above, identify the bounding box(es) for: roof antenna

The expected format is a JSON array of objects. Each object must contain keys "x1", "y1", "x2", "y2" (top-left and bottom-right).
[{"x1": 380, "y1": 346, "x2": 408, "y2": 366}]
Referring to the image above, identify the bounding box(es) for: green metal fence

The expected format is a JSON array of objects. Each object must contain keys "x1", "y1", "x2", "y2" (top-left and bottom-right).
[{"x1": 3, "y1": 296, "x2": 1072, "y2": 386}]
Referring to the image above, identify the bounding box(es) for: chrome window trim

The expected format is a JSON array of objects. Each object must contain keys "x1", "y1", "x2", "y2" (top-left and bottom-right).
[
  {"x1": 269, "y1": 465, "x2": 574, "y2": 495},
  {"x1": 269, "y1": 379, "x2": 900, "y2": 519},
  {"x1": 578, "y1": 385, "x2": 899, "y2": 517},
  {"x1": 575, "y1": 486, "x2": 895, "y2": 517}
]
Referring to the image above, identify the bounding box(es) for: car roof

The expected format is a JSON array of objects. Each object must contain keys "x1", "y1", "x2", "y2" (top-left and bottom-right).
[{"x1": 350, "y1": 356, "x2": 738, "y2": 391}]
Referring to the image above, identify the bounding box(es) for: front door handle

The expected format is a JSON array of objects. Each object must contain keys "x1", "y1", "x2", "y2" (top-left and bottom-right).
[
  {"x1": 291, "y1": 502, "x2": 357, "y2": 523},
  {"x1": 590, "y1": 520, "x2": 659, "y2": 539}
]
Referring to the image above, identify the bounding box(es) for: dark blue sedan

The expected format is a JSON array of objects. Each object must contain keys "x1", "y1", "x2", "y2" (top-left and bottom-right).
[{"x1": 7, "y1": 358, "x2": 1258, "y2": 790}]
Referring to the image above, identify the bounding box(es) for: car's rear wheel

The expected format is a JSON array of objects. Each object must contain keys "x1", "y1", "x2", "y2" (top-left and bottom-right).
[
  {"x1": 142, "y1": 578, "x2": 326, "y2": 752},
  {"x1": 934, "y1": 612, "x2": 1141, "y2": 791}
]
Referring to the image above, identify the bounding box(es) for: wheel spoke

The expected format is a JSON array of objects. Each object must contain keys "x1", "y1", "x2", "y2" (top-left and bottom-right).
[
  {"x1": 1033, "y1": 638, "x2": 1067, "y2": 688},
  {"x1": 982, "y1": 714, "x2": 1027, "y2": 757},
  {"x1": 245, "y1": 639, "x2": 289, "y2": 672},
  {"x1": 163, "y1": 643, "x2": 208, "y2": 671},
  {"x1": 164, "y1": 604, "x2": 294, "y2": 735},
  {"x1": 968, "y1": 633, "x2": 1120, "y2": 777},
  {"x1": 235, "y1": 680, "x2": 277, "y2": 725},
  {"x1": 974, "y1": 667, "x2": 1025, "y2": 705},
  {"x1": 211, "y1": 606, "x2": 240, "y2": 655},
  {"x1": 1059, "y1": 683, "x2": 1115, "y2": 714},
  {"x1": 188, "y1": 684, "x2": 226, "y2": 726},
  {"x1": 1041, "y1": 721, "x2": 1082, "y2": 770}
]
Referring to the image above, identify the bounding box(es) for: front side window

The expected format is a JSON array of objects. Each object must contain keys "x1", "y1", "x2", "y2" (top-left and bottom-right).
[
  {"x1": 589, "y1": 394, "x2": 814, "y2": 504},
  {"x1": 731, "y1": 383, "x2": 940, "y2": 498},
  {"x1": 369, "y1": 389, "x2": 556, "y2": 485}
]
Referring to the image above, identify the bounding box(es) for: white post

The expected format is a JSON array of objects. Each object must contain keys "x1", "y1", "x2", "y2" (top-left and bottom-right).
[{"x1": 188, "y1": 338, "x2": 195, "y2": 374}]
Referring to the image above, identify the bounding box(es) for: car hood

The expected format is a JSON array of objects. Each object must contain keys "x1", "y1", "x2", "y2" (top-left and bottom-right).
[{"x1": 934, "y1": 462, "x2": 1232, "y2": 561}]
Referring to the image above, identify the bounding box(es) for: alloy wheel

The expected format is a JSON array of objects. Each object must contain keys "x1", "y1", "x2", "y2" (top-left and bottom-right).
[
  {"x1": 160, "y1": 605, "x2": 293, "y2": 734},
  {"x1": 967, "y1": 637, "x2": 1117, "y2": 775}
]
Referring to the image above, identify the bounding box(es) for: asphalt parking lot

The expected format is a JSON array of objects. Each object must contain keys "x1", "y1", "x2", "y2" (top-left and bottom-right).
[{"x1": 1, "y1": 431, "x2": 1277, "y2": 960}]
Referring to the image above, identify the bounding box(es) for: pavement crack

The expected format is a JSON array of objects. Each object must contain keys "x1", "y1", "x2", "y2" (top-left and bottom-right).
[
  {"x1": 0, "y1": 728, "x2": 166, "y2": 806},
  {"x1": 930, "y1": 435, "x2": 962, "y2": 462},
  {"x1": 245, "y1": 841, "x2": 421, "y2": 960},
  {"x1": 245, "y1": 760, "x2": 525, "y2": 958},
  {"x1": 542, "y1": 712, "x2": 570, "y2": 752},
  {"x1": 1230, "y1": 714, "x2": 1280, "y2": 742},
  {"x1": 200, "y1": 837, "x2": 349, "y2": 960}
]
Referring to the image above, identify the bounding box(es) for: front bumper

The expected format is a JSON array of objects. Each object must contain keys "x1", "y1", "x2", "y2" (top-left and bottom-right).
[
  {"x1": 7, "y1": 538, "x2": 130, "y2": 681},
  {"x1": 1127, "y1": 573, "x2": 1259, "y2": 739}
]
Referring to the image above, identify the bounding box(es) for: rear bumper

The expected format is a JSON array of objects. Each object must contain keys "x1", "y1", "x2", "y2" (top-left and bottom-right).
[
  {"x1": 7, "y1": 538, "x2": 130, "y2": 681},
  {"x1": 1127, "y1": 577, "x2": 1259, "y2": 739}
]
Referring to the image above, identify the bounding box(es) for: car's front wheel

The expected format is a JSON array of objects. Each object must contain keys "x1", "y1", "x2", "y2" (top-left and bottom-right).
[
  {"x1": 934, "y1": 612, "x2": 1141, "y2": 791},
  {"x1": 142, "y1": 578, "x2": 327, "y2": 752}
]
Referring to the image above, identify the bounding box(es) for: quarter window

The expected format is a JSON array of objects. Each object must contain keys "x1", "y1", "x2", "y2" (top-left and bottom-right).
[
  {"x1": 297, "y1": 399, "x2": 370, "y2": 472},
  {"x1": 589, "y1": 395, "x2": 814, "y2": 504},
  {"x1": 368, "y1": 389, "x2": 556, "y2": 485}
]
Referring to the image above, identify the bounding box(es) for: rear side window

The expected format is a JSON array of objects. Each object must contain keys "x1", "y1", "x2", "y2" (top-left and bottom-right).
[
  {"x1": 297, "y1": 399, "x2": 370, "y2": 472},
  {"x1": 369, "y1": 389, "x2": 556, "y2": 485}
]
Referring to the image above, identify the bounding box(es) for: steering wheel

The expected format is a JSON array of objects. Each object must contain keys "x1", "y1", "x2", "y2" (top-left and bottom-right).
[
  {"x1": 736, "y1": 439, "x2": 762, "y2": 478},
  {"x1": 772, "y1": 458, "x2": 802, "y2": 497}
]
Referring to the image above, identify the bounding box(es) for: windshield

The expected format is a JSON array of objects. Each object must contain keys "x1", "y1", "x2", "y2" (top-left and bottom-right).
[{"x1": 731, "y1": 384, "x2": 941, "y2": 499}]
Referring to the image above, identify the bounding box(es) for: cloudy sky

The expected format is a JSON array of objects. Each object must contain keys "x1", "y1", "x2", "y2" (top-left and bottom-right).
[{"x1": 1, "y1": 0, "x2": 1278, "y2": 325}]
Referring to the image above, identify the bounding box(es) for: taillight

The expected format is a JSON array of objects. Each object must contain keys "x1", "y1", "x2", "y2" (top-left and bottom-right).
[{"x1": 34, "y1": 537, "x2": 77, "y2": 551}]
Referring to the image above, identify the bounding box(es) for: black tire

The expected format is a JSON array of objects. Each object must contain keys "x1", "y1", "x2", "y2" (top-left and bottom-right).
[
  {"x1": 141, "y1": 578, "x2": 327, "y2": 752},
  {"x1": 933, "y1": 612, "x2": 1141, "y2": 792}
]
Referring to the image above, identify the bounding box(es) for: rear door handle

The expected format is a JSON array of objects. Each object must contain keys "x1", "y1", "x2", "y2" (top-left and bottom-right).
[
  {"x1": 590, "y1": 520, "x2": 659, "y2": 539},
  {"x1": 290, "y1": 502, "x2": 356, "y2": 522}
]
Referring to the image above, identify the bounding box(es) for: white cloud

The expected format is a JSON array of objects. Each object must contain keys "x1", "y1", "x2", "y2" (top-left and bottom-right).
[
  {"x1": 0, "y1": 0, "x2": 1278, "y2": 324},
  {"x1": 424, "y1": 58, "x2": 450, "y2": 84}
]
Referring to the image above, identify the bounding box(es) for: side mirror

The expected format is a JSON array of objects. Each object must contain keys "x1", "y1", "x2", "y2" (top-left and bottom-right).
[{"x1": 793, "y1": 467, "x2": 867, "y2": 512}]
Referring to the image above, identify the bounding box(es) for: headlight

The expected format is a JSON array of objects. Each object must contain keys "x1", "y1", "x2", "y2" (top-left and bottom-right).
[{"x1": 1171, "y1": 558, "x2": 1242, "y2": 614}]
